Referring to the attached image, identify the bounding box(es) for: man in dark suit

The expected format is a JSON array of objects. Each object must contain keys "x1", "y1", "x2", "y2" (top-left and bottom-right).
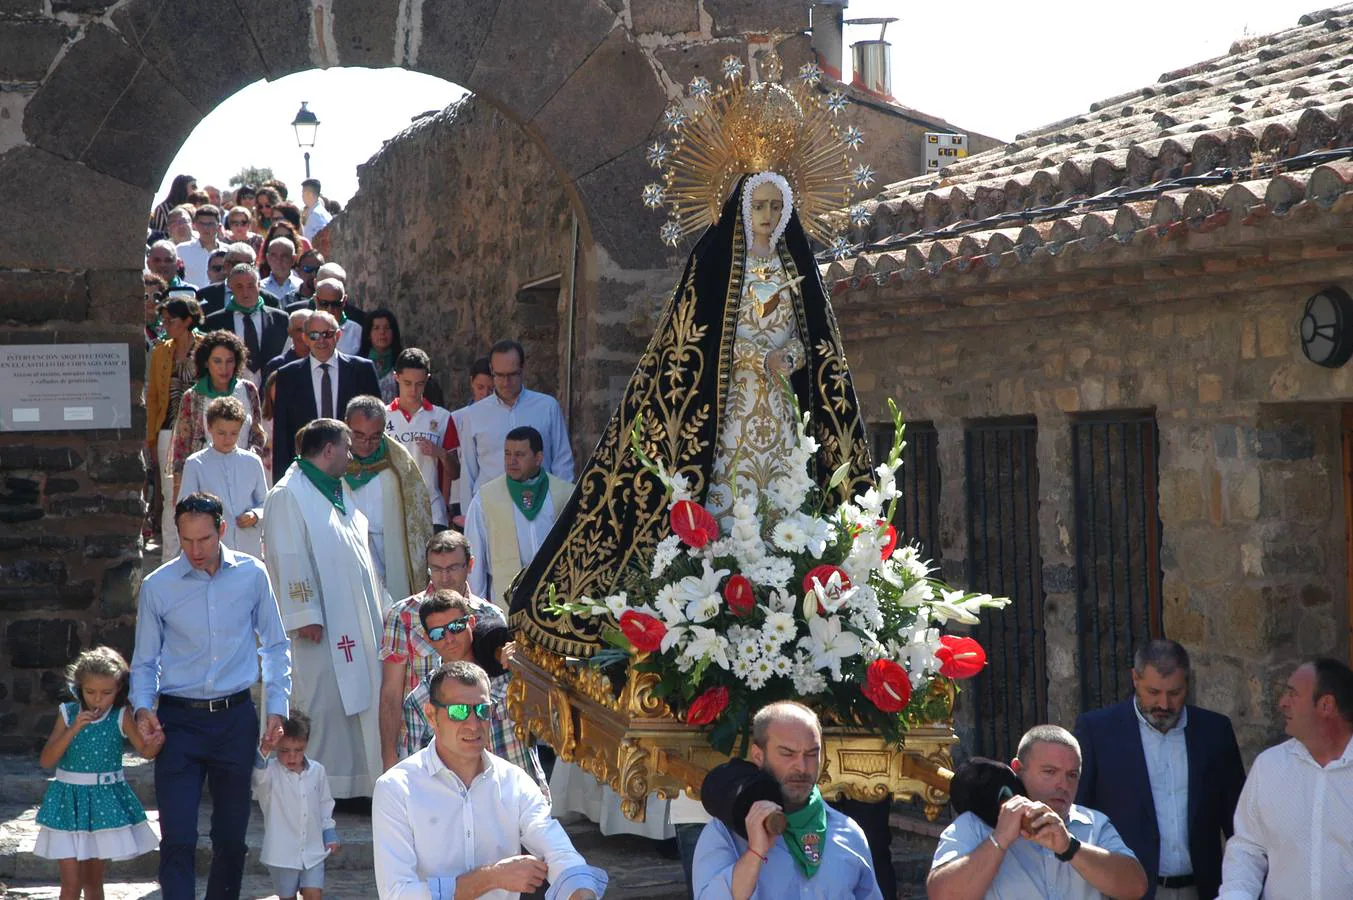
[
  {"x1": 202, "y1": 264, "x2": 289, "y2": 386},
  {"x1": 271, "y1": 310, "x2": 380, "y2": 476},
  {"x1": 196, "y1": 244, "x2": 277, "y2": 318},
  {"x1": 1075, "y1": 639, "x2": 1246, "y2": 900}
]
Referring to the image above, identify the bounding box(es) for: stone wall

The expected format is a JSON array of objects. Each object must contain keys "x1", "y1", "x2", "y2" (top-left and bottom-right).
[
  {"x1": 840, "y1": 269, "x2": 1353, "y2": 764},
  {"x1": 326, "y1": 96, "x2": 574, "y2": 413}
]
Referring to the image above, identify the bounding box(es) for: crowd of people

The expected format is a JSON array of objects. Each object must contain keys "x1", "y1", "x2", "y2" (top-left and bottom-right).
[{"x1": 27, "y1": 170, "x2": 1353, "y2": 900}]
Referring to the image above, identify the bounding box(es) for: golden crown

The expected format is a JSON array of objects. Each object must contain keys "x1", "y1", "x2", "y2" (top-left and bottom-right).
[{"x1": 642, "y1": 48, "x2": 873, "y2": 257}]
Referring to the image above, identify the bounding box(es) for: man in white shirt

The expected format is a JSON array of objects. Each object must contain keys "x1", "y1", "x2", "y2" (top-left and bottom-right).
[
  {"x1": 459, "y1": 339, "x2": 573, "y2": 513},
  {"x1": 302, "y1": 178, "x2": 333, "y2": 241},
  {"x1": 313, "y1": 278, "x2": 364, "y2": 358},
  {"x1": 263, "y1": 237, "x2": 303, "y2": 299},
  {"x1": 448, "y1": 356, "x2": 494, "y2": 528},
  {"x1": 1218, "y1": 657, "x2": 1353, "y2": 900},
  {"x1": 464, "y1": 426, "x2": 572, "y2": 611},
  {"x1": 385, "y1": 349, "x2": 458, "y2": 528},
  {"x1": 175, "y1": 204, "x2": 222, "y2": 287},
  {"x1": 928, "y1": 725, "x2": 1148, "y2": 900},
  {"x1": 372, "y1": 660, "x2": 607, "y2": 900}
]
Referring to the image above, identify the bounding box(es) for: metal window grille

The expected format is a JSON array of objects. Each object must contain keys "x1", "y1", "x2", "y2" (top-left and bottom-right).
[
  {"x1": 1071, "y1": 413, "x2": 1163, "y2": 711},
  {"x1": 871, "y1": 421, "x2": 941, "y2": 562},
  {"x1": 964, "y1": 420, "x2": 1047, "y2": 761}
]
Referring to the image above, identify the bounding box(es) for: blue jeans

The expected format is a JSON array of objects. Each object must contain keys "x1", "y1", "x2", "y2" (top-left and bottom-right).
[{"x1": 154, "y1": 699, "x2": 258, "y2": 900}]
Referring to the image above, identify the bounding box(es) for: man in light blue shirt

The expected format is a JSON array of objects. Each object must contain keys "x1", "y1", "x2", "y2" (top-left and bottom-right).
[
  {"x1": 131, "y1": 491, "x2": 292, "y2": 900},
  {"x1": 458, "y1": 338, "x2": 574, "y2": 512},
  {"x1": 928, "y1": 725, "x2": 1148, "y2": 900},
  {"x1": 692, "y1": 701, "x2": 883, "y2": 899}
]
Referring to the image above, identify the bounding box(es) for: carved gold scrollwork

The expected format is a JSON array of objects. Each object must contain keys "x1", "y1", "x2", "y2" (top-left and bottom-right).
[
  {"x1": 617, "y1": 739, "x2": 653, "y2": 823},
  {"x1": 548, "y1": 687, "x2": 577, "y2": 760}
]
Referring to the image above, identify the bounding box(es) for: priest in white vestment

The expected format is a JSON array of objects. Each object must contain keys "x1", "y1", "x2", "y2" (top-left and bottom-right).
[
  {"x1": 343, "y1": 395, "x2": 434, "y2": 603},
  {"x1": 262, "y1": 418, "x2": 384, "y2": 798},
  {"x1": 464, "y1": 425, "x2": 573, "y2": 612}
]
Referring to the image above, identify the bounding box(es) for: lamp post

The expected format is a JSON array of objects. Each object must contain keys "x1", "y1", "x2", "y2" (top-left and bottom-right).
[{"x1": 291, "y1": 101, "x2": 320, "y2": 179}]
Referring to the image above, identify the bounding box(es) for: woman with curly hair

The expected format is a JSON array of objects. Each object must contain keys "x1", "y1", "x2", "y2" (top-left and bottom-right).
[{"x1": 169, "y1": 329, "x2": 266, "y2": 502}]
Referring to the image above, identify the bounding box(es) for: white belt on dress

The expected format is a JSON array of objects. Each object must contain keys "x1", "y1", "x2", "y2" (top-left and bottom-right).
[{"x1": 53, "y1": 768, "x2": 125, "y2": 786}]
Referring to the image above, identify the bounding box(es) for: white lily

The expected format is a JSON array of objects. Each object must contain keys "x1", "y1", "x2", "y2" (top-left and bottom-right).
[
  {"x1": 806, "y1": 568, "x2": 855, "y2": 615},
  {"x1": 674, "y1": 559, "x2": 730, "y2": 606},
  {"x1": 929, "y1": 588, "x2": 1008, "y2": 625},
  {"x1": 683, "y1": 625, "x2": 730, "y2": 671},
  {"x1": 797, "y1": 614, "x2": 863, "y2": 681}
]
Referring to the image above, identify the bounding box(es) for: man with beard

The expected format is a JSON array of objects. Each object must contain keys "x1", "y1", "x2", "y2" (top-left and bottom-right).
[
  {"x1": 928, "y1": 725, "x2": 1147, "y2": 900},
  {"x1": 692, "y1": 701, "x2": 882, "y2": 899},
  {"x1": 1075, "y1": 640, "x2": 1246, "y2": 900}
]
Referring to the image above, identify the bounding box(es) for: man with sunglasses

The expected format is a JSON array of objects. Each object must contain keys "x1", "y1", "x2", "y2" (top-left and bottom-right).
[
  {"x1": 175, "y1": 203, "x2": 223, "y2": 288},
  {"x1": 314, "y1": 278, "x2": 363, "y2": 355},
  {"x1": 378, "y1": 531, "x2": 499, "y2": 770},
  {"x1": 131, "y1": 491, "x2": 292, "y2": 900},
  {"x1": 374, "y1": 660, "x2": 607, "y2": 900},
  {"x1": 396, "y1": 592, "x2": 543, "y2": 791},
  {"x1": 271, "y1": 310, "x2": 381, "y2": 476}
]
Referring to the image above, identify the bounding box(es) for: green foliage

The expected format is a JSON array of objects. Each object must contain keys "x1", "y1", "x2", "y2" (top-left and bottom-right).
[{"x1": 229, "y1": 166, "x2": 275, "y2": 188}]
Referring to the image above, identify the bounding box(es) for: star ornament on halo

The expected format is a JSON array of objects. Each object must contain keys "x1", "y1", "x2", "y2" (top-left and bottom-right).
[
  {"x1": 830, "y1": 235, "x2": 853, "y2": 259},
  {"x1": 642, "y1": 183, "x2": 666, "y2": 209},
  {"x1": 646, "y1": 141, "x2": 671, "y2": 168},
  {"x1": 689, "y1": 75, "x2": 713, "y2": 100},
  {"x1": 662, "y1": 104, "x2": 689, "y2": 131},
  {"x1": 660, "y1": 220, "x2": 683, "y2": 246},
  {"x1": 852, "y1": 163, "x2": 876, "y2": 189},
  {"x1": 720, "y1": 55, "x2": 746, "y2": 81},
  {"x1": 849, "y1": 205, "x2": 872, "y2": 227},
  {"x1": 843, "y1": 125, "x2": 865, "y2": 150},
  {"x1": 826, "y1": 91, "x2": 848, "y2": 114},
  {"x1": 798, "y1": 62, "x2": 823, "y2": 84}
]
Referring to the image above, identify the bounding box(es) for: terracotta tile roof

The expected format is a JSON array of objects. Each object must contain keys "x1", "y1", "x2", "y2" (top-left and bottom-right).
[{"x1": 824, "y1": 5, "x2": 1353, "y2": 289}]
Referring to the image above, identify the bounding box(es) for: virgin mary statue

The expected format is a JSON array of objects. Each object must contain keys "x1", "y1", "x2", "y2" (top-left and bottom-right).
[{"x1": 510, "y1": 53, "x2": 875, "y2": 656}]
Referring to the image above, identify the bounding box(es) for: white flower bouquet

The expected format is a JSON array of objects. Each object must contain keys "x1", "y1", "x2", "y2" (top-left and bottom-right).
[{"x1": 545, "y1": 401, "x2": 1009, "y2": 753}]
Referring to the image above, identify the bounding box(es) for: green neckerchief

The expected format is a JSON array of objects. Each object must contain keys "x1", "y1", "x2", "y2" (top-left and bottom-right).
[
  {"x1": 296, "y1": 458, "x2": 346, "y2": 513},
  {"x1": 369, "y1": 348, "x2": 395, "y2": 378},
  {"x1": 506, "y1": 469, "x2": 550, "y2": 521},
  {"x1": 345, "y1": 438, "x2": 390, "y2": 491},
  {"x1": 223, "y1": 290, "x2": 264, "y2": 317},
  {"x1": 194, "y1": 375, "x2": 237, "y2": 399},
  {"x1": 782, "y1": 787, "x2": 828, "y2": 879}
]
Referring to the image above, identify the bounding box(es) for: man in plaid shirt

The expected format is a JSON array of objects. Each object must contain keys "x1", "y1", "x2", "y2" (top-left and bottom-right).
[
  {"x1": 398, "y1": 590, "x2": 550, "y2": 796},
  {"x1": 378, "y1": 531, "x2": 504, "y2": 770}
]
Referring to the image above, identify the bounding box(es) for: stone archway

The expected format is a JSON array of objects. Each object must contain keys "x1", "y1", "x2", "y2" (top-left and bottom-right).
[{"x1": 0, "y1": 0, "x2": 808, "y2": 745}]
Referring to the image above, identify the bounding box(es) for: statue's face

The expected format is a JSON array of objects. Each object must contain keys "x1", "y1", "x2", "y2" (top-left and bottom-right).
[{"x1": 749, "y1": 181, "x2": 785, "y2": 246}]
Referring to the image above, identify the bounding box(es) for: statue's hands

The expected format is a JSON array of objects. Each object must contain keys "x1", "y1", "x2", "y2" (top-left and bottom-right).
[{"x1": 764, "y1": 344, "x2": 803, "y2": 379}]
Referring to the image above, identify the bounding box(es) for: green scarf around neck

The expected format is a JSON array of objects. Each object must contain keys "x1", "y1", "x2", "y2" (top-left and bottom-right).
[
  {"x1": 223, "y1": 291, "x2": 263, "y2": 316},
  {"x1": 296, "y1": 457, "x2": 346, "y2": 513},
  {"x1": 781, "y1": 786, "x2": 828, "y2": 879},
  {"x1": 194, "y1": 375, "x2": 237, "y2": 399},
  {"x1": 369, "y1": 348, "x2": 395, "y2": 378},
  {"x1": 345, "y1": 438, "x2": 390, "y2": 491},
  {"x1": 506, "y1": 469, "x2": 550, "y2": 521}
]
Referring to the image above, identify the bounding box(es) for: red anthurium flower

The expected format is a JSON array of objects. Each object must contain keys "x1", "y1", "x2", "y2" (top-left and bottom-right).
[
  {"x1": 686, "y1": 686, "x2": 730, "y2": 726},
  {"x1": 670, "y1": 499, "x2": 719, "y2": 549},
  {"x1": 878, "y1": 521, "x2": 898, "y2": 559},
  {"x1": 619, "y1": 610, "x2": 667, "y2": 654},
  {"x1": 724, "y1": 574, "x2": 755, "y2": 617},
  {"x1": 862, "y1": 659, "x2": 912, "y2": 713},
  {"x1": 935, "y1": 635, "x2": 986, "y2": 679},
  {"x1": 802, "y1": 564, "x2": 850, "y2": 596}
]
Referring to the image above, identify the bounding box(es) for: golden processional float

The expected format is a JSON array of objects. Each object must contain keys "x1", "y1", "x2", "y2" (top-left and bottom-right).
[{"x1": 506, "y1": 48, "x2": 1009, "y2": 823}]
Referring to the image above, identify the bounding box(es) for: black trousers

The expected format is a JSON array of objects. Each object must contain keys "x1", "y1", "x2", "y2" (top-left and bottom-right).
[{"x1": 832, "y1": 795, "x2": 896, "y2": 898}]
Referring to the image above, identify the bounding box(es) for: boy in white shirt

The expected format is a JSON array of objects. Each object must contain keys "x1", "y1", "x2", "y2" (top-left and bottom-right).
[
  {"x1": 386, "y1": 348, "x2": 458, "y2": 529},
  {"x1": 179, "y1": 396, "x2": 267, "y2": 557},
  {"x1": 253, "y1": 711, "x2": 339, "y2": 900}
]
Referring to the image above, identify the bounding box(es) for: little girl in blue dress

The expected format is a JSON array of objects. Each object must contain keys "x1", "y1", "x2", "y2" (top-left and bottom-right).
[{"x1": 36, "y1": 646, "x2": 163, "y2": 899}]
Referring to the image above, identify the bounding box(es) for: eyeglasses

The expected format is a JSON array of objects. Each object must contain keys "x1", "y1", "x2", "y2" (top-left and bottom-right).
[
  {"x1": 227, "y1": 219, "x2": 250, "y2": 227},
  {"x1": 315, "y1": 300, "x2": 344, "y2": 309},
  {"x1": 176, "y1": 494, "x2": 223, "y2": 517},
  {"x1": 428, "y1": 563, "x2": 468, "y2": 576},
  {"x1": 426, "y1": 620, "x2": 471, "y2": 642},
  {"x1": 195, "y1": 220, "x2": 218, "y2": 229},
  {"x1": 299, "y1": 265, "x2": 320, "y2": 274},
  {"x1": 491, "y1": 370, "x2": 523, "y2": 380},
  {"x1": 434, "y1": 702, "x2": 491, "y2": 722},
  {"x1": 305, "y1": 330, "x2": 338, "y2": 341}
]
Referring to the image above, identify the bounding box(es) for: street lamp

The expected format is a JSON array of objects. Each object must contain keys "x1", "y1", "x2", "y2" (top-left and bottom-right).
[{"x1": 291, "y1": 101, "x2": 320, "y2": 178}]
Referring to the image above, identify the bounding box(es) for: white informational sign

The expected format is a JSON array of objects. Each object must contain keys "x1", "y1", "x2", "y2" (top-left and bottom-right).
[
  {"x1": 925, "y1": 132, "x2": 968, "y2": 173},
  {"x1": 0, "y1": 343, "x2": 132, "y2": 431}
]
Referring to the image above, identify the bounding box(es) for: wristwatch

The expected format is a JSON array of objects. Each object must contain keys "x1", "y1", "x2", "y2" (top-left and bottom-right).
[{"x1": 1055, "y1": 835, "x2": 1081, "y2": 862}]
